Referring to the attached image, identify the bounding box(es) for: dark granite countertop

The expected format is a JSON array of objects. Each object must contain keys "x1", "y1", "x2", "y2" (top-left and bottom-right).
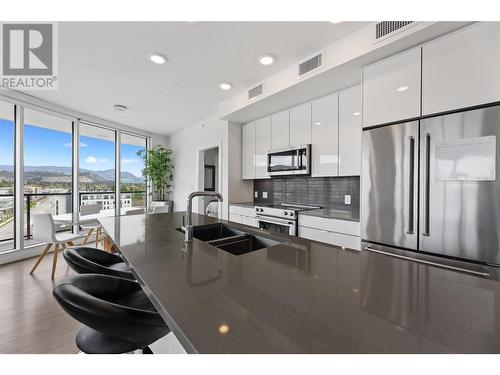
[
  {"x1": 299, "y1": 208, "x2": 360, "y2": 222},
  {"x1": 99, "y1": 212, "x2": 500, "y2": 354}
]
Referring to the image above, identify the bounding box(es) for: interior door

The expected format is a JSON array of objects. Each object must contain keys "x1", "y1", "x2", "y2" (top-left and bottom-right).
[
  {"x1": 419, "y1": 106, "x2": 500, "y2": 264},
  {"x1": 361, "y1": 121, "x2": 418, "y2": 250}
]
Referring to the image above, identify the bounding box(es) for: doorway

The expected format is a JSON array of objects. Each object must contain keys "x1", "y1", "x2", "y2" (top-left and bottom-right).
[{"x1": 197, "y1": 146, "x2": 220, "y2": 217}]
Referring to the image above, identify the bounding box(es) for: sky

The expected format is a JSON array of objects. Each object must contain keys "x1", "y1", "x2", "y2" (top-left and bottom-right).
[{"x1": 0, "y1": 119, "x2": 145, "y2": 177}]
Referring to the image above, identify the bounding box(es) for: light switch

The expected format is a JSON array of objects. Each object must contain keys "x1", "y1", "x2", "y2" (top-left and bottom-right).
[
  {"x1": 254, "y1": 191, "x2": 258, "y2": 198},
  {"x1": 344, "y1": 195, "x2": 351, "y2": 205},
  {"x1": 263, "y1": 192, "x2": 268, "y2": 199}
]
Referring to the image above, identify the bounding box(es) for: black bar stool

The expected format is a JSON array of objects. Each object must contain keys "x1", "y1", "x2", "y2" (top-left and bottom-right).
[
  {"x1": 63, "y1": 246, "x2": 134, "y2": 280},
  {"x1": 53, "y1": 274, "x2": 170, "y2": 354}
]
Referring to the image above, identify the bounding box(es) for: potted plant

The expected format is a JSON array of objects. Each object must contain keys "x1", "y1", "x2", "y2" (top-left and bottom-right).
[{"x1": 137, "y1": 145, "x2": 174, "y2": 212}]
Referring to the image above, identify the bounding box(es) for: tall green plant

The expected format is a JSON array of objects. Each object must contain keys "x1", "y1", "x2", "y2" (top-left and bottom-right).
[{"x1": 137, "y1": 145, "x2": 174, "y2": 201}]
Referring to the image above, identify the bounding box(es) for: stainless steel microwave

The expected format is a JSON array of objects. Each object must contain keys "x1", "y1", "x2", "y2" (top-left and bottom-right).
[{"x1": 267, "y1": 144, "x2": 311, "y2": 176}]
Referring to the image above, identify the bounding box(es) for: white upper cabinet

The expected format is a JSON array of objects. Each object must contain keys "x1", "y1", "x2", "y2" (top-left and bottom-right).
[
  {"x1": 362, "y1": 47, "x2": 421, "y2": 128},
  {"x1": 271, "y1": 109, "x2": 290, "y2": 150},
  {"x1": 290, "y1": 103, "x2": 312, "y2": 146},
  {"x1": 422, "y1": 22, "x2": 500, "y2": 115},
  {"x1": 311, "y1": 92, "x2": 339, "y2": 177},
  {"x1": 241, "y1": 121, "x2": 255, "y2": 180},
  {"x1": 339, "y1": 85, "x2": 362, "y2": 176},
  {"x1": 255, "y1": 116, "x2": 272, "y2": 179}
]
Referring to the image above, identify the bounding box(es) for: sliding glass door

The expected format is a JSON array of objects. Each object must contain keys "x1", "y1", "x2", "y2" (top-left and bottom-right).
[
  {"x1": 23, "y1": 108, "x2": 74, "y2": 245},
  {"x1": 0, "y1": 101, "x2": 15, "y2": 252},
  {"x1": 120, "y1": 133, "x2": 147, "y2": 215},
  {"x1": 79, "y1": 123, "x2": 116, "y2": 217}
]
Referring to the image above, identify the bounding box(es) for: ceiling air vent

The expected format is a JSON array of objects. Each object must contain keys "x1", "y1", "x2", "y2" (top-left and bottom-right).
[
  {"x1": 375, "y1": 21, "x2": 414, "y2": 39},
  {"x1": 298, "y1": 53, "x2": 322, "y2": 77},
  {"x1": 248, "y1": 84, "x2": 263, "y2": 100}
]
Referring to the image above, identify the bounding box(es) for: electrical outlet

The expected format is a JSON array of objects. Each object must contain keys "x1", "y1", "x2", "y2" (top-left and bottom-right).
[
  {"x1": 263, "y1": 191, "x2": 268, "y2": 199},
  {"x1": 344, "y1": 195, "x2": 351, "y2": 205},
  {"x1": 254, "y1": 191, "x2": 258, "y2": 198}
]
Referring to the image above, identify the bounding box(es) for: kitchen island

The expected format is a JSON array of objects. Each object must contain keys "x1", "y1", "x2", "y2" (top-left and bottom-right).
[{"x1": 98, "y1": 212, "x2": 500, "y2": 354}]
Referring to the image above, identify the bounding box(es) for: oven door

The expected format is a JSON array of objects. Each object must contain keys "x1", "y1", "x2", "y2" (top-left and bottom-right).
[
  {"x1": 257, "y1": 215, "x2": 296, "y2": 236},
  {"x1": 267, "y1": 145, "x2": 310, "y2": 176}
]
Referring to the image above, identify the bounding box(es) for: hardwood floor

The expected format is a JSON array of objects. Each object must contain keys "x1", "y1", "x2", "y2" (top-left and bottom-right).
[{"x1": 0, "y1": 254, "x2": 80, "y2": 354}]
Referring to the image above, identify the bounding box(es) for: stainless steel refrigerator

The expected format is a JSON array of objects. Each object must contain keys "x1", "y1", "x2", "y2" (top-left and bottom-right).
[{"x1": 361, "y1": 105, "x2": 500, "y2": 266}]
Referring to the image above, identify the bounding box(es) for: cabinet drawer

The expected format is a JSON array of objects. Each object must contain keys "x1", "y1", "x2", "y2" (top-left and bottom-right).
[
  {"x1": 298, "y1": 214, "x2": 360, "y2": 236},
  {"x1": 229, "y1": 205, "x2": 256, "y2": 217},
  {"x1": 298, "y1": 226, "x2": 360, "y2": 250},
  {"x1": 229, "y1": 213, "x2": 242, "y2": 224}
]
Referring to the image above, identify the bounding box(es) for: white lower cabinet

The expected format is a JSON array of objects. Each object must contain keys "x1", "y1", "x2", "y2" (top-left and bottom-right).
[
  {"x1": 229, "y1": 205, "x2": 258, "y2": 227},
  {"x1": 150, "y1": 332, "x2": 188, "y2": 354},
  {"x1": 230, "y1": 213, "x2": 243, "y2": 223},
  {"x1": 298, "y1": 215, "x2": 360, "y2": 250},
  {"x1": 241, "y1": 215, "x2": 258, "y2": 227}
]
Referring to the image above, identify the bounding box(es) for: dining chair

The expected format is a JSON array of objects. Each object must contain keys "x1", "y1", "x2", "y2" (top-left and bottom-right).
[
  {"x1": 152, "y1": 205, "x2": 170, "y2": 214},
  {"x1": 29, "y1": 213, "x2": 87, "y2": 279},
  {"x1": 79, "y1": 204, "x2": 102, "y2": 247}
]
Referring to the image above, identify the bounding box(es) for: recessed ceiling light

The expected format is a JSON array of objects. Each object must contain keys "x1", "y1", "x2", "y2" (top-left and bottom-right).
[
  {"x1": 259, "y1": 55, "x2": 275, "y2": 66},
  {"x1": 113, "y1": 104, "x2": 128, "y2": 112},
  {"x1": 330, "y1": 21, "x2": 342, "y2": 24},
  {"x1": 313, "y1": 122, "x2": 322, "y2": 126},
  {"x1": 396, "y1": 86, "x2": 409, "y2": 92},
  {"x1": 353, "y1": 112, "x2": 361, "y2": 116},
  {"x1": 149, "y1": 53, "x2": 167, "y2": 64},
  {"x1": 219, "y1": 82, "x2": 232, "y2": 90}
]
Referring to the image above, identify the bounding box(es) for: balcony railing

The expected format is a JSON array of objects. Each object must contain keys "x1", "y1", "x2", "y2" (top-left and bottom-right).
[{"x1": 0, "y1": 190, "x2": 146, "y2": 246}]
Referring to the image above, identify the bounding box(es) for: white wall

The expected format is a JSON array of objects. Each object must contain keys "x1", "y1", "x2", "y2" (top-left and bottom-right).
[
  {"x1": 151, "y1": 134, "x2": 169, "y2": 148},
  {"x1": 169, "y1": 115, "x2": 253, "y2": 219}
]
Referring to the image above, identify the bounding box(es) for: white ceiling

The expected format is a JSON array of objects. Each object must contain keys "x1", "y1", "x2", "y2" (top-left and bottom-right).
[{"x1": 29, "y1": 22, "x2": 369, "y2": 136}]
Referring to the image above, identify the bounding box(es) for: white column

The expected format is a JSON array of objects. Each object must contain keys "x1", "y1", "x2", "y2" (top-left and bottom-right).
[
  {"x1": 14, "y1": 105, "x2": 24, "y2": 250},
  {"x1": 115, "y1": 131, "x2": 121, "y2": 216},
  {"x1": 72, "y1": 120, "x2": 80, "y2": 231}
]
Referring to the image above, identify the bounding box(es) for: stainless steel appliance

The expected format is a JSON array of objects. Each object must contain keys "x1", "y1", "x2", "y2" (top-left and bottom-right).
[
  {"x1": 362, "y1": 105, "x2": 500, "y2": 266},
  {"x1": 255, "y1": 203, "x2": 319, "y2": 236},
  {"x1": 267, "y1": 144, "x2": 311, "y2": 176}
]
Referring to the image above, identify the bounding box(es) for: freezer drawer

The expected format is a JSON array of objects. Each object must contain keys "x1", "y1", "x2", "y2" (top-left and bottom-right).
[
  {"x1": 419, "y1": 106, "x2": 500, "y2": 265},
  {"x1": 361, "y1": 121, "x2": 419, "y2": 250}
]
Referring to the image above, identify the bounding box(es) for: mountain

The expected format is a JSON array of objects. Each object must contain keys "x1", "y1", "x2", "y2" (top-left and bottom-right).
[{"x1": 0, "y1": 165, "x2": 143, "y2": 183}]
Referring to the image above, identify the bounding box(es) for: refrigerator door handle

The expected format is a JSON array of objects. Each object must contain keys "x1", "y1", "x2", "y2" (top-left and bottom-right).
[
  {"x1": 406, "y1": 136, "x2": 415, "y2": 234},
  {"x1": 422, "y1": 132, "x2": 431, "y2": 236},
  {"x1": 364, "y1": 246, "x2": 490, "y2": 277}
]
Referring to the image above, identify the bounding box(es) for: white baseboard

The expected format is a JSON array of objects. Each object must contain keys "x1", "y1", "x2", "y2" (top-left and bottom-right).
[{"x1": 0, "y1": 244, "x2": 51, "y2": 265}]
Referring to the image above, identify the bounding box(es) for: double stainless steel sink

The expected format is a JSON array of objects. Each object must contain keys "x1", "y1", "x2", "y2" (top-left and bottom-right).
[{"x1": 177, "y1": 223, "x2": 283, "y2": 255}]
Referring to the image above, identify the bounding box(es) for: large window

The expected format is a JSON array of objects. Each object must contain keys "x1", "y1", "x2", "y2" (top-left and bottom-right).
[
  {"x1": 79, "y1": 123, "x2": 116, "y2": 217},
  {"x1": 120, "y1": 133, "x2": 147, "y2": 215},
  {"x1": 0, "y1": 101, "x2": 15, "y2": 252},
  {"x1": 23, "y1": 109, "x2": 73, "y2": 244},
  {"x1": 0, "y1": 103, "x2": 151, "y2": 255}
]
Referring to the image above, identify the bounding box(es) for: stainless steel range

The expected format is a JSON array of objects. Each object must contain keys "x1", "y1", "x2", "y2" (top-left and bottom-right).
[{"x1": 255, "y1": 203, "x2": 320, "y2": 236}]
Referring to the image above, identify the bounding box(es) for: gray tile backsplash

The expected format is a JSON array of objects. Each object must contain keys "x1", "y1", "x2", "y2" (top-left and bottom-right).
[{"x1": 254, "y1": 176, "x2": 360, "y2": 220}]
